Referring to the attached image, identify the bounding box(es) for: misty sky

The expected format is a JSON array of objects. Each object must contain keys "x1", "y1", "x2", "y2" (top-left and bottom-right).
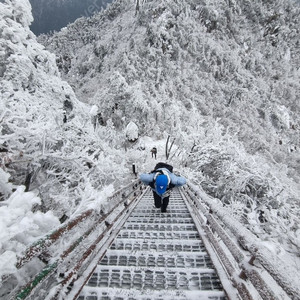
[{"x1": 29, "y1": 0, "x2": 113, "y2": 35}]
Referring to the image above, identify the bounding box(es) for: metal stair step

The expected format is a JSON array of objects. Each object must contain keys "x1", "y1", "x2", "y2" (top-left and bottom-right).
[
  {"x1": 129, "y1": 212, "x2": 191, "y2": 218},
  {"x1": 78, "y1": 287, "x2": 226, "y2": 300},
  {"x1": 85, "y1": 265, "x2": 223, "y2": 291},
  {"x1": 131, "y1": 208, "x2": 189, "y2": 213},
  {"x1": 116, "y1": 230, "x2": 200, "y2": 240},
  {"x1": 126, "y1": 217, "x2": 194, "y2": 224},
  {"x1": 110, "y1": 238, "x2": 206, "y2": 252},
  {"x1": 100, "y1": 250, "x2": 213, "y2": 268},
  {"x1": 122, "y1": 223, "x2": 197, "y2": 231}
]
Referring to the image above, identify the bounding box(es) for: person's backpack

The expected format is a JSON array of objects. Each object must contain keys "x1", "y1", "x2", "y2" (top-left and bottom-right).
[
  {"x1": 152, "y1": 162, "x2": 173, "y2": 173},
  {"x1": 151, "y1": 147, "x2": 157, "y2": 152}
]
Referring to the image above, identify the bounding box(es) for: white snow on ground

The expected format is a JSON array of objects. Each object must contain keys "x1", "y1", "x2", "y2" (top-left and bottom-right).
[{"x1": 0, "y1": 186, "x2": 60, "y2": 279}]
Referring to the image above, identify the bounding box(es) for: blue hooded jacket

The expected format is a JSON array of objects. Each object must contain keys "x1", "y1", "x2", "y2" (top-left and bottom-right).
[{"x1": 140, "y1": 167, "x2": 186, "y2": 196}]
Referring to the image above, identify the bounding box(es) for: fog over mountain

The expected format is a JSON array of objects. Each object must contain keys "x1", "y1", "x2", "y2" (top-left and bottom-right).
[
  {"x1": 29, "y1": 0, "x2": 112, "y2": 35},
  {"x1": 1, "y1": 0, "x2": 300, "y2": 293}
]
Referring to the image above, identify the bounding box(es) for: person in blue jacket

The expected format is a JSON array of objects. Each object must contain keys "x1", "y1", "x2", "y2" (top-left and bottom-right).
[{"x1": 139, "y1": 162, "x2": 186, "y2": 213}]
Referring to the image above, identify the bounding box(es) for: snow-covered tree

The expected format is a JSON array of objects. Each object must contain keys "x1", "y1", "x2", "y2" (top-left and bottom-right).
[{"x1": 125, "y1": 121, "x2": 139, "y2": 142}]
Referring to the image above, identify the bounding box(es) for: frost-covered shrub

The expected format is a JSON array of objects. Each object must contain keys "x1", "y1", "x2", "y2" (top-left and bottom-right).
[
  {"x1": 0, "y1": 186, "x2": 60, "y2": 281},
  {"x1": 186, "y1": 124, "x2": 300, "y2": 255},
  {"x1": 0, "y1": 0, "x2": 133, "y2": 215},
  {"x1": 125, "y1": 121, "x2": 139, "y2": 142},
  {"x1": 0, "y1": 168, "x2": 13, "y2": 200}
]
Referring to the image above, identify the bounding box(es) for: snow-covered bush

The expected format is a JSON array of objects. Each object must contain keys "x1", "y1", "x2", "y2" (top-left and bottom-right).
[
  {"x1": 0, "y1": 2, "x2": 144, "y2": 246},
  {"x1": 0, "y1": 186, "x2": 60, "y2": 282},
  {"x1": 125, "y1": 121, "x2": 139, "y2": 142},
  {"x1": 186, "y1": 123, "x2": 300, "y2": 255},
  {"x1": 0, "y1": 168, "x2": 13, "y2": 200}
]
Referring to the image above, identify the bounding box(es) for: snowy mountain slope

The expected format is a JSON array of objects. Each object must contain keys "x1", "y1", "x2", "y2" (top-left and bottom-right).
[
  {"x1": 0, "y1": 0, "x2": 132, "y2": 206},
  {"x1": 0, "y1": 0, "x2": 299, "y2": 292},
  {"x1": 39, "y1": 0, "x2": 300, "y2": 267},
  {"x1": 40, "y1": 1, "x2": 300, "y2": 192},
  {"x1": 0, "y1": 0, "x2": 137, "y2": 281},
  {"x1": 40, "y1": 0, "x2": 300, "y2": 165},
  {"x1": 0, "y1": 0, "x2": 90, "y2": 200}
]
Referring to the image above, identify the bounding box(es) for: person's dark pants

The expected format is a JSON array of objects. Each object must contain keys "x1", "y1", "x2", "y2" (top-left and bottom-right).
[{"x1": 153, "y1": 191, "x2": 169, "y2": 212}]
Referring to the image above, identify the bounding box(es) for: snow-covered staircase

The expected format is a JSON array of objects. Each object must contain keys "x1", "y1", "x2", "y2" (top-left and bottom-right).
[
  {"x1": 6, "y1": 181, "x2": 298, "y2": 300},
  {"x1": 77, "y1": 188, "x2": 227, "y2": 300}
]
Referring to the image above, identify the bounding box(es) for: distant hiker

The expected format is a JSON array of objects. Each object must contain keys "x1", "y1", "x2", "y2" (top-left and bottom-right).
[
  {"x1": 63, "y1": 111, "x2": 67, "y2": 123},
  {"x1": 63, "y1": 98, "x2": 73, "y2": 124},
  {"x1": 150, "y1": 147, "x2": 157, "y2": 159},
  {"x1": 139, "y1": 162, "x2": 186, "y2": 213}
]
